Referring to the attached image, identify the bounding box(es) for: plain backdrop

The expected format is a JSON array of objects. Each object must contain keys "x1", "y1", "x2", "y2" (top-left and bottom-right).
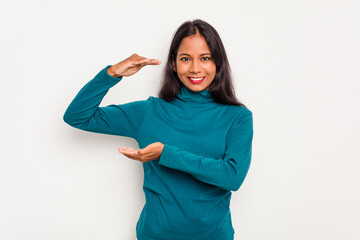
[{"x1": 1, "y1": 0, "x2": 359, "y2": 239}]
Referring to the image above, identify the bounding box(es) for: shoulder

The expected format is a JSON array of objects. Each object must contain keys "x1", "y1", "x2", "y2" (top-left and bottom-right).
[
  {"x1": 225, "y1": 104, "x2": 253, "y2": 120},
  {"x1": 147, "y1": 96, "x2": 173, "y2": 106},
  {"x1": 123, "y1": 96, "x2": 168, "y2": 107},
  {"x1": 111, "y1": 96, "x2": 155, "y2": 113},
  {"x1": 223, "y1": 105, "x2": 253, "y2": 134}
]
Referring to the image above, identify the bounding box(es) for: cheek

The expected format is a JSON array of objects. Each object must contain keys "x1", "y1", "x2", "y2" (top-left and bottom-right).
[
  {"x1": 176, "y1": 63, "x2": 188, "y2": 75},
  {"x1": 207, "y1": 64, "x2": 217, "y2": 76},
  {"x1": 212, "y1": 64, "x2": 217, "y2": 75}
]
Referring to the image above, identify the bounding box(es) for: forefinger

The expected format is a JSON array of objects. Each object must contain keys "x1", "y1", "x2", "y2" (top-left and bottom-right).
[{"x1": 136, "y1": 58, "x2": 161, "y2": 66}]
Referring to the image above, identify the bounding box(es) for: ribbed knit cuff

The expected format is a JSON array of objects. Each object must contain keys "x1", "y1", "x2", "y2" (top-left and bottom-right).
[
  {"x1": 158, "y1": 144, "x2": 170, "y2": 166},
  {"x1": 99, "y1": 65, "x2": 123, "y2": 83},
  {"x1": 158, "y1": 144, "x2": 178, "y2": 168}
]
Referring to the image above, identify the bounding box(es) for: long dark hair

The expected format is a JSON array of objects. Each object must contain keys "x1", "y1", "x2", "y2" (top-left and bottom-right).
[{"x1": 158, "y1": 19, "x2": 247, "y2": 107}]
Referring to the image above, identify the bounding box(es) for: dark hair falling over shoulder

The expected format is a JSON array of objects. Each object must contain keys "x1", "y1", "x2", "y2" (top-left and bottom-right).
[{"x1": 158, "y1": 19, "x2": 247, "y2": 108}]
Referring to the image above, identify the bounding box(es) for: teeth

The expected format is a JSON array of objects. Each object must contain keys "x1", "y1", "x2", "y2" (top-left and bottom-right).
[{"x1": 189, "y1": 77, "x2": 204, "y2": 81}]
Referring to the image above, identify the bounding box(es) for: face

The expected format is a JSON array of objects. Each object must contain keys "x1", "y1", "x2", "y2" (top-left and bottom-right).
[{"x1": 173, "y1": 34, "x2": 216, "y2": 92}]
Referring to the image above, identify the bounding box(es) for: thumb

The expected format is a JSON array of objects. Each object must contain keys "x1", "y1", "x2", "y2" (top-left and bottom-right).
[{"x1": 137, "y1": 147, "x2": 148, "y2": 155}]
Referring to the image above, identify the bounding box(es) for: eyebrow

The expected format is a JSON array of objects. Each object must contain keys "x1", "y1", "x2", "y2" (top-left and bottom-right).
[{"x1": 178, "y1": 53, "x2": 211, "y2": 56}]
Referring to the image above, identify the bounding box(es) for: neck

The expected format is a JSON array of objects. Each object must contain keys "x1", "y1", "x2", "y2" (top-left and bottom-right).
[{"x1": 176, "y1": 85, "x2": 214, "y2": 103}]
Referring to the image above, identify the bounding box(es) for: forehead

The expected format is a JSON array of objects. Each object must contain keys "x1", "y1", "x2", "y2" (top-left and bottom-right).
[{"x1": 178, "y1": 35, "x2": 211, "y2": 54}]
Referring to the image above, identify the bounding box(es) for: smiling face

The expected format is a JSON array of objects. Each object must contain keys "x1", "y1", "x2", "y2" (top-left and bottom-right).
[{"x1": 173, "y1": 34, "x2": 216, "y2": 92}]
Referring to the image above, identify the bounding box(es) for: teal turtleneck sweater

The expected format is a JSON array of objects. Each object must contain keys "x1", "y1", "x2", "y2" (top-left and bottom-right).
[{"x1": 63, "y1": 65, "x2": 253, "y2": 240}]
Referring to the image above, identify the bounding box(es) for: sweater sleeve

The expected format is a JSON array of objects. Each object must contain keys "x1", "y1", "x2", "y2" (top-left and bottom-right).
[
  {"x1": 158, "y1": 110, "x2": 253, "y2": 191},
  {"x1": 63, "y1": 65, "x2": 151, "y2": 139}
]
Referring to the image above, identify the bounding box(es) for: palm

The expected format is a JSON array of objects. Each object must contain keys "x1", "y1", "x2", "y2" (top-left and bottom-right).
[
  {"x1": 112, "y1": 54, "x2": 161, "y2": 77},
  {"x1": 118, "y1": 142, "x2": 165, "y2": 163}
]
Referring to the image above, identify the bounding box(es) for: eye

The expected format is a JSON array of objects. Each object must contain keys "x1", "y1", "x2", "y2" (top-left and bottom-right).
[
  {"x1": 201, "y1": 56, "x2": 211, "y2": 61},
  {"x1": 180, "y1": 57, "x2": 190, "y2": 61}
]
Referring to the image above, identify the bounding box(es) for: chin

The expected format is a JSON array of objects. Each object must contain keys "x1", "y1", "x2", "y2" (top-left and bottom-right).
[
  {"x1": 183, "y1": 83, "x2": 209, "y2": 92},
  {"x1": 187, "y1": 86, "x2": 207, "y2": 92}
]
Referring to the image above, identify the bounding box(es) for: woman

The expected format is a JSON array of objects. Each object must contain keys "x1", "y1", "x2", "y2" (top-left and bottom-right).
[{"x1": 64, "y1": 19, "x2": 253, "y2": 240}]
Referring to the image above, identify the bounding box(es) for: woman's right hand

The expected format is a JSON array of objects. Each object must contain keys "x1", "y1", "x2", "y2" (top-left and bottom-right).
[{"x1": 107, "y1": 53, "x2": 161, "y2": 78}]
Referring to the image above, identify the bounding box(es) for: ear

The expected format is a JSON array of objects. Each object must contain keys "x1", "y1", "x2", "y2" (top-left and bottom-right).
[{"x1": 172, "y1": 57, "x2": 176, "y2": 72}]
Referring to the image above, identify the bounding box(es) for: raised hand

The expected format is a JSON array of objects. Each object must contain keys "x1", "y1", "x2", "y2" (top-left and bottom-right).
[
  {"x1": 107, "y1": 53, "x2": 161, "y2": 78},
  {"x1": 118, "y1": 142, "x2": 165, "y2": 163}
]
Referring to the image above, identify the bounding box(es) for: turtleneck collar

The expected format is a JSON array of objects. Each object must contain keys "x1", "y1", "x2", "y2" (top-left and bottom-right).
[{"x1": 176, "y1": 84, "x2": 214, "y2": 103}]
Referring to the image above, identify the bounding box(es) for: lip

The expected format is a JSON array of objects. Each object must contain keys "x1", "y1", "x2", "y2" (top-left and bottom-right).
[{"x1": 187, "y1": 76, "x2": 205, "y2": 84}]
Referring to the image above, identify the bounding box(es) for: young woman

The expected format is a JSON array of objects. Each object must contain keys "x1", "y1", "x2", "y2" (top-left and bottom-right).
[{"x1": 64, "y1": 19, "x2": 253, "y2": 240}]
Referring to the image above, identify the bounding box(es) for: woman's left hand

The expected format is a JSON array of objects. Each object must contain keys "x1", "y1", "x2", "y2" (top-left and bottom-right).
[{"x1": 118, "y1": 142, "x2": 165, "y2": 163}]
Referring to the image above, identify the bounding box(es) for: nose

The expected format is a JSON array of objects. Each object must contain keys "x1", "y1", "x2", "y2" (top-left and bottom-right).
[{"x1": 190, "y1": 59, "x2": 201, "y2": 73}]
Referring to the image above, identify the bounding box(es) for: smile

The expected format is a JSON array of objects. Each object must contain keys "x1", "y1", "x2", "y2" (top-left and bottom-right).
[{"x1": 187, "y1": 76, "x2": 205, "y2": 84}]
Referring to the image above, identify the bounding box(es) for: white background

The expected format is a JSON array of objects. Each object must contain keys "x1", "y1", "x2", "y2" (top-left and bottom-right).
[{"x1": 1, "y1": 0, "x2": 359, "y2": 239}]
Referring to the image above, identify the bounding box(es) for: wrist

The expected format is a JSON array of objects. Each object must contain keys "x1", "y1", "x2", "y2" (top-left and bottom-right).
[{"x1": 107, "y1": 66, "x2": 122, "y2": 78}]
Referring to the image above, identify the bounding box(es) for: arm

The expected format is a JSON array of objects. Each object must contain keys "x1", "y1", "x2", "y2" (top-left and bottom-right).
[
  {"x1": 63, "y1": 65, "x2": 151, "y2": 138},
  {"x1": 158, "y1": 111, "x2": 253, "y2": 191}
]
